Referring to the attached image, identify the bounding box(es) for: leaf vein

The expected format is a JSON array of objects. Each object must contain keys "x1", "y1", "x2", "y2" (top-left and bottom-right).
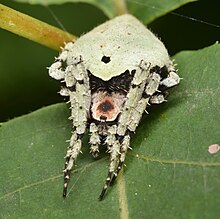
[
  {"x1": 117, "y1": 168, "x2": 129, "y2": 219},
  {"x1": 129, "y1": 152, "x2": 220, "y2": 167},
  {"x1": 0, "y1": 158, "x2": 107, "y2": 201}
]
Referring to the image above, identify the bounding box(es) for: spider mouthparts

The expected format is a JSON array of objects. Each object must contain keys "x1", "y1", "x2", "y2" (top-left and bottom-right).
[{"x1": 100, "y1": 115, "x2": 107, "y2": 123}]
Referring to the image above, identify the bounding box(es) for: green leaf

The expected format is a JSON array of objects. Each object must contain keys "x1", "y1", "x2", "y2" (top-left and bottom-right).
[
  {"x1": 1, "y1": 43, "x2": 220, "y2": 218},
  {"x1": 14, "y1": 0, "x2": 196, "y2": 24},
  {"x1": 127, "y1": 0, "x2": 197, "y2": 24},
  {"x1": 14, "y1": 0, "x2": 116, "y2": 18}
]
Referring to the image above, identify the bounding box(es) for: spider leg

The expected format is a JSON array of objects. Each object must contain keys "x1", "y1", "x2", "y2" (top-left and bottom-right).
[
  {"x1": 111, "y1": 61, "x2": 162, "y2": 185},
  {"x1": 111, "y1": 62, "x2": 179, "y2": 182},
  {"x1": 99, "y1": 61, "x2": 152, "y2": 199},
  {"x1": 63, "y1": 131, "x2": 83, "y2": 197},
  {"x1": 110, "y1": 95, "x2": 155, "y2": 185},
  {"x1": 99, "y1": 125, "x2": 120, "y2": 200},
  {"x1": 159, "y1": 61, "x2": 180, "y2": 90},
  {"x1": 149, "y1": 93, "x2": 166, "y2": 104},
  {"x1": 89, "y1": 123, "x2": 101, "y2": 158},
  {"x1": 61, "y1": 55, "x2": 91, "y2": 197},
  {"x1": 110, "y1": 134, "x2": 131, "y2": 185},
  {"x1": 117, "y1": 60, "x2": 151, "y2": 137},
  {"x1": 149, "y1": 62, "x2": 180, "y2": 104}
]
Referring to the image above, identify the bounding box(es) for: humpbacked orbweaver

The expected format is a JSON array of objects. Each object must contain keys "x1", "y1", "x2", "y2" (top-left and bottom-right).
[{"x1": 49, "y1": 14, "x2": 180, "y2": 200}]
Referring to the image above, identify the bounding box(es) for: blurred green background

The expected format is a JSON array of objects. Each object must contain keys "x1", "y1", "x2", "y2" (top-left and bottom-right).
[{"x1": 0, "y1": 0, "x2": 219, "y2": 122}]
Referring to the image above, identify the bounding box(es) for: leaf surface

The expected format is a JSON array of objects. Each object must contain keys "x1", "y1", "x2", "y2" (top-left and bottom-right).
[
  {"x1": 127, "y1": 0, "x2": 196, "y2": 24},
  {"x1": 14, "y1": 0, "x2": 196, "y2": 24},
  {"x1": 1, "y1": 43, "x2": 220, "y2": 218}
]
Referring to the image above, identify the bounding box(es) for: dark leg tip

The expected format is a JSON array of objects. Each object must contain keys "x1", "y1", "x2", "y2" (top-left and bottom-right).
[
  {"x1": 110, "y1": 176, "x2": 116, "y2": 186},
  {"x1": 63, "y1": 192, "x2": 67, "y2": 198},
  {"x1": 98, "y1": 196, "x2": 103, "y2": 201},
  {"x1": 63, "y1": 187, "x2": 67, "y2": 198},
  {"x1": 98, "y1": 193, "x2": 105, "y2": 201},
  {"x1": 99, "y1": 188, "x2": 107, "y2": 201}
]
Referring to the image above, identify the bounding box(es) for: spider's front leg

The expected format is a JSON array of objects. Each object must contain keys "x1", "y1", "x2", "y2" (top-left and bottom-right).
[
  {"x1": 112, "y1": 63, "x2": 163, "y2": 185},
  {"x1": 110, "y1": 62, "x2": 180, "y2": 186},
  {"x1": 61, "y1": 55, "x2": 91, "y2": 197},
  {"x1": 99, "y1": 125, "x2": 120, "y2": 200},
  {"x1": 99, "y1": 61, "x2": 152, "y2": 200},
  {"x1": 110, "y1": 61, "x2": 159, "y2": 185}
]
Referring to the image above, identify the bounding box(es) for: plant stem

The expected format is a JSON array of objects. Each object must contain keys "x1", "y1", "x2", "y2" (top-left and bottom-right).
[
  {"x1": 0, "y1": 4, "x2": 77, "y2": 51},
  {"x1": 113, "y1": 0, "x2": 128, "y2": 15}
]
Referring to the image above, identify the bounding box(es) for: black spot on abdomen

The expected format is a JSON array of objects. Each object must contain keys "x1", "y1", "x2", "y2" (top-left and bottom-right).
[{"x1": 101, "y1": 56, "x2": 111, "y2": 64}]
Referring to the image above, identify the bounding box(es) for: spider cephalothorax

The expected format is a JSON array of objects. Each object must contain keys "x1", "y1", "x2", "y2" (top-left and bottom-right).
[{"x1": 48, "y1": 14, "x2": 180, "y2": 200}]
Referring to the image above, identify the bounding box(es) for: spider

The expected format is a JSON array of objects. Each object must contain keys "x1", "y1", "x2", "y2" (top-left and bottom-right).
[{"x1": 48, "y1": 14, "x2": 180, "y2": 200}]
